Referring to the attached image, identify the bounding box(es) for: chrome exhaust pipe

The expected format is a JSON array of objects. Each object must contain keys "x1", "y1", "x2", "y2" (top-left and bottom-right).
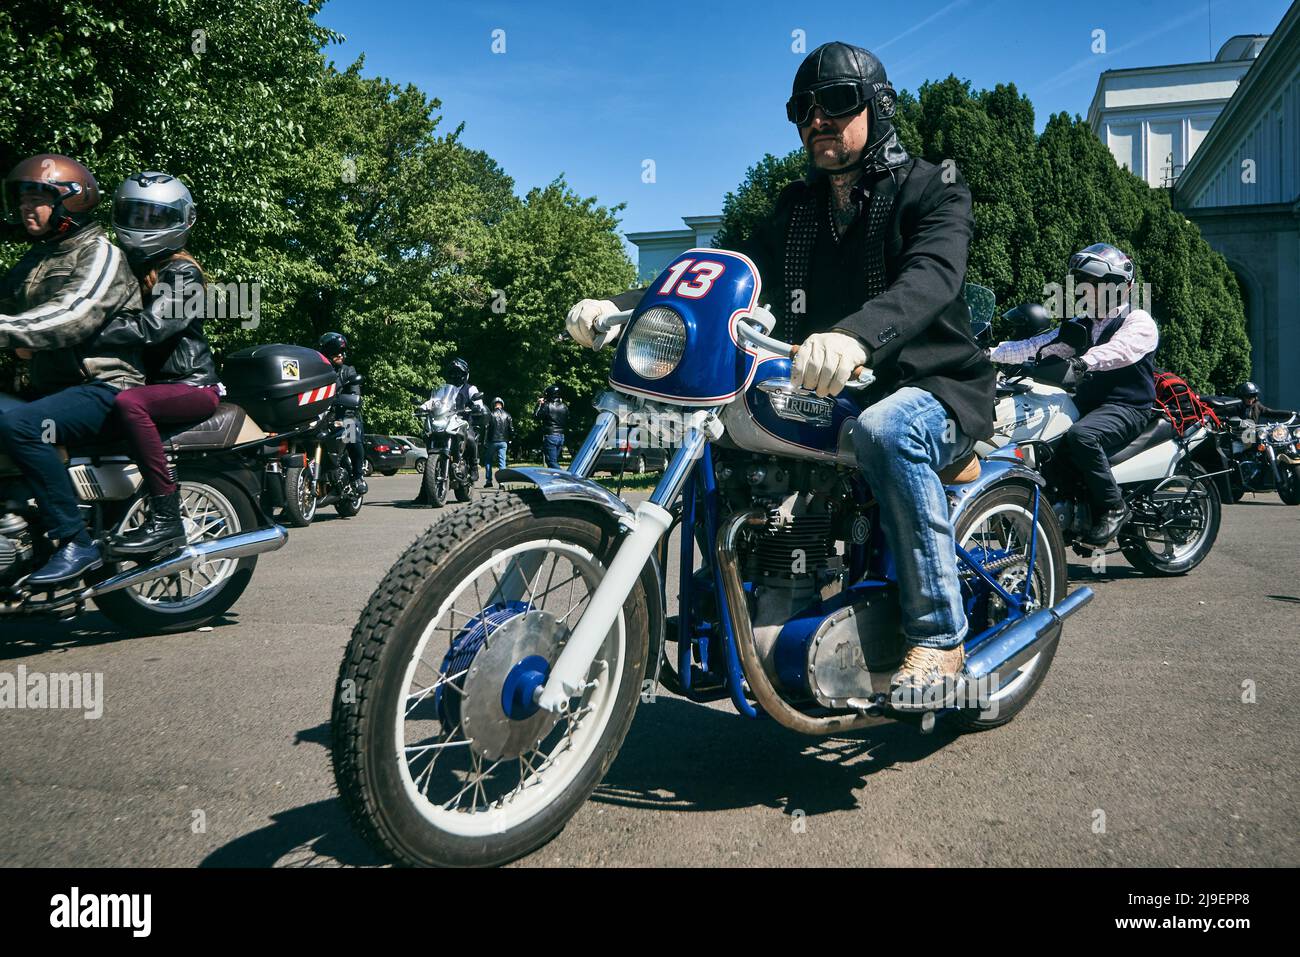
[
  {"x1": 84, "y1": 525, "x2": 288, "y2": 599},
  {"x1": 963, "y1": 586, "x2": 1093, "y2": 682}
]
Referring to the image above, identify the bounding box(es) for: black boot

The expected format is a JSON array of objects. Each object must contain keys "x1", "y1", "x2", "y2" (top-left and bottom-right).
[
  {"x1": 113, "y1": 492, "x2": 187, "y2": 556},
  {"x1": 1082, "y1": 503, "x2": 1132, "y2": 547}
]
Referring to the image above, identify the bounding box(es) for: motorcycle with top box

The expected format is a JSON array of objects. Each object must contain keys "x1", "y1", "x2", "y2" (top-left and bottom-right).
[
  {"x1": 331, "y1": 250, "x2": 1093, "y2": 867},
  {"x1": 0, "y1": 342, "x2": 327, "y2": 633}
]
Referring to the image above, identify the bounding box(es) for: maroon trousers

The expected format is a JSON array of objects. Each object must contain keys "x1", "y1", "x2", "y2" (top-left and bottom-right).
[{"x1": 114, "y1": 384, "x2": 221, "y2": 495}]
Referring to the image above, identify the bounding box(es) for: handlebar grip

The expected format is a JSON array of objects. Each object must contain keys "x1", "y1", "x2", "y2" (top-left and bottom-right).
[{"x1": 789, "y1": 343, "x2": 873, "y2": 388}]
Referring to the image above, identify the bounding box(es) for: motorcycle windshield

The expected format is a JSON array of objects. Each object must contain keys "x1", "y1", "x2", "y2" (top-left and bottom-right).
[
  {"x1": 964, "y1": 282, "x2": 996, "y2": 340},
  {"x1": 427, "y1": 384, "x2": 459, "y2": 415}
]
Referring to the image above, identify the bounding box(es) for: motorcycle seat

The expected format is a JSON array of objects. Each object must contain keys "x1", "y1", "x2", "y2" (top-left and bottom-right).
[
  {"x1": 63, "y1": 403, "x2": 265, "y2": 458},
  {"x1": 1107, "y1": 415, "x2": 1175, "y2": 467}
]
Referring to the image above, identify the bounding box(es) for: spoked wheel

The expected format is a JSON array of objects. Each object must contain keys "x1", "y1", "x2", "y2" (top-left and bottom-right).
[
  {"x1": 1279, "y1": 465, "x2": 1300, "y2": 506},
  {"x1": 95, "y1": 475, "x2": 258, "y2": 634},
  {"x1": 1120, "y1": 464, "x2": 1220, "y2": 575},
  {"x1": 331, "y1": 490, "x2": 650, "y2": 867},
  {"x1": 952, "y1": 482, "x2": 1067, "y2": 730}
]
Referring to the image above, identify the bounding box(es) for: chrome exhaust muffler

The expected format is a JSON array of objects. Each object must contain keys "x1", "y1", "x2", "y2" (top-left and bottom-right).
[
  {"x1": 83, "y1": 524, "x2": 288, "y2": 599},
  {"x1": 962, "y1": 586, "x2": 1093, "y2": 682}
]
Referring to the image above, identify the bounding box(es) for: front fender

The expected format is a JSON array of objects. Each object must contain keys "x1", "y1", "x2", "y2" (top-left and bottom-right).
[
  {"x1": 497, "y1": 466, "x2": 665, "y2": 681},
  {"x1": 946, "y1": 455, "x2": 1046, "y2": 527}
]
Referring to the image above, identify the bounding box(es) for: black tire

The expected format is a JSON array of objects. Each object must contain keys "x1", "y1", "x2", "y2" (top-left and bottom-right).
[
  {"x1": 423, "y1": 453, "x2": 449, "y2": 507},
  {"x1": 95, "y1": 473, "x2": 260, "y2": 634},
  {"x1": 1120, "y1": 463, "x2": 1221, "y2": 576},
  {"x1": 950, "y1": 482, "x2": 1068, "y2": 732},
  {"x1": 453, "y1": 480, "x2": 472, "y2": 503},
  {"x1": 1278, "y1": 466, "x2": 1300, "y2": 506},
  {"x1": 336, "y1": 484, "x2": 363, "y2": 517},
  {"x1": 415, "y1": 459, "x2": 426, "y2": 474},
  {"x1": 280, "y1": 464, "x2": 318, "y2": 527},
  {"x1": 330, "y1": 489, "x2": 650, "y2": 867}
]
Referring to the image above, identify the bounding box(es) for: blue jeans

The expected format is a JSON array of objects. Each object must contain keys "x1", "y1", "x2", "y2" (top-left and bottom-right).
[
  {"x1": 542, "y1": 434, "x2": 563, "y2": 469},
  {"x1": 485, "y1": 441, "x2": 508, "y2": 483},
  {"x1": 852, "y1": 387, "x2": 969, "y2": 650},
  {"x1": 0, "y1": 382, "x2": 119, "y2": 543}
]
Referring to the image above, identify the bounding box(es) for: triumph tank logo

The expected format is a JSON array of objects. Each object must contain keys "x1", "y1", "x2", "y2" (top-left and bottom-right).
[{"x1": 768, "y1": 390, "x2": 833, "y2": 427}]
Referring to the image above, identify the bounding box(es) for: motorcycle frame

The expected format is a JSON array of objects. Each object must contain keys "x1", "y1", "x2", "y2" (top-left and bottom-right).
[{"x1": 528, "y1": 405, "x2": 1049, "y2": 722}]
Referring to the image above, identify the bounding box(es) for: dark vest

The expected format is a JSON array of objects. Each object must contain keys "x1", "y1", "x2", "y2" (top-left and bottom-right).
[{"x1": 1071, "y1": 311, "x2": 1156, "y2": 414}]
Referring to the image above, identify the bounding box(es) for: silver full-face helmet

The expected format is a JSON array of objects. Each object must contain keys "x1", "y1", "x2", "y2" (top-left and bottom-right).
[{"x1": 112, "y1": 171, "x2": 197, "y2": 262}]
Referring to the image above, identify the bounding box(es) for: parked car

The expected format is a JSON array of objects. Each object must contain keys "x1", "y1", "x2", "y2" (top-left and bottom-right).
[
  {"x1": 364, "y1": 435, "x2": 407, "y2": 477},
  {"x1": 593, "y1": 437, "x2": 671, "y2": 475},
  {"x1": 391, "y1": 435, "x2": 428, "y2": 473}
]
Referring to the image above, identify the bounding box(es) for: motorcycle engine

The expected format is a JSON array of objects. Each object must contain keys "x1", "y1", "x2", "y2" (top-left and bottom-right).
[
  {"x1": 713, "y1": 451, "x2": 903, "y2": 706},
  {"x1": 0, "y1": 510, "x2": 34, "y2": 584}
]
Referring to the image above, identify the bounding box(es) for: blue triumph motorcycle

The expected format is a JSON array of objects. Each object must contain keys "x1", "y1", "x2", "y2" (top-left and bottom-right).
[{"x1": 330, "y1": 249, "x2": 1094, "y2": 866}]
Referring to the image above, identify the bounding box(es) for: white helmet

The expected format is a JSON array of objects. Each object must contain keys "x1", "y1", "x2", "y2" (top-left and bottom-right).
[{"x1": 112, "y1": 171, "x2": 197, "y2": 262}]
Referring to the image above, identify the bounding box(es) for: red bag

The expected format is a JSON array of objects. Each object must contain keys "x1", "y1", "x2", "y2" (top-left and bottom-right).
[{"x1": 1154, "y1": 370, "x2": 1221, "y2": 435}]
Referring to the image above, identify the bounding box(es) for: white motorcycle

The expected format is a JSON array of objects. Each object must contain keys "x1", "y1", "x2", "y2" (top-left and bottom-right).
[{"x1": 975, "y1": 309, "x2": 1228, "y2": 576}]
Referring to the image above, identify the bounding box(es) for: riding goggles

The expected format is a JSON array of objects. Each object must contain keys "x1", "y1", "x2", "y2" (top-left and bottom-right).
[{"x1": 786, "y1": 81, "x2": 870, "y2": 126}]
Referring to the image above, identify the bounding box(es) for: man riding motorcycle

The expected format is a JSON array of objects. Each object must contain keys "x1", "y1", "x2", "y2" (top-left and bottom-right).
[
  {"x1": 319, "y1": 331, "x2": 367, "y2": 495},
  {"x1": 990, "y1": 243, "x2": 1159, "y2": 546},
  {"x1": 0, "y1": 153, "x2": 145, "y2": 586},
  {"x1": 447, "y1": 357, "x2": 485, "y2": 484},
  {"x1": 1235, "y1": 381, "x2": 1290, "y2": 424},
  {"x1": 567, "y1": 41, "x2": 994, "y2": 703}
]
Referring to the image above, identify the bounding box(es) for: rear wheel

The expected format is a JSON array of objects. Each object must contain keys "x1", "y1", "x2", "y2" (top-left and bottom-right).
[
  {"x1": 331, "y1": 490, "x2": 650, "y2": 867},
  {"x1": 280, "y1": 464, "x2": 318, "y2": 527},
  {"x1": 951, "y1": 482, "x2": 1068, "y2": 731},
  {"x1": 1120, "y1": 463, "x2": 1220, "y2": 575},
  {"x1": 96, "y1": 474, "x2": 259, "y2": 634},
  {"x1": 336, "y1": 482, "x2": 364, "y2": 517}
]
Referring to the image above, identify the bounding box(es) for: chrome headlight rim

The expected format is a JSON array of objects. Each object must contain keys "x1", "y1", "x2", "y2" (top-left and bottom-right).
[{"x1": 624, "y1": 306, "x2": 687, "y2": 381}]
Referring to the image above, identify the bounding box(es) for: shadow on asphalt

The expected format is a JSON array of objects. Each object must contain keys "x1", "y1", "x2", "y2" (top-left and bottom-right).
[
  {"x1": 200, "y1": 798, "x2": 387, "y2": 868},
  {"x1": 1065, "y1": 562, "x2": 1146, "y2": 583},
  {"x1": 0, "y1": 610, "x2": 241, "y2": 659},
  {"x1": 591, "y1": 697, "x2": 956, "y2": 818}
]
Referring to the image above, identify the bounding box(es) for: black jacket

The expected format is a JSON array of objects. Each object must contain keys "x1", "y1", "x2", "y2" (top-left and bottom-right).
[
  {"x1": 94, "y1": 257, "x2": 219, "y2": 387},
  {"x1": 335, "y1": 361, "x2": 362, "y2": 416},
  {"x1": 1244, "y1": 401, "x2": 1291, "y2": 424},
  {"x1": 534, "y1": 398, "x2": 568, "y2": 436},
  {"x1": 614, "y1": 155, "x2": 995, "y2": 442},
  {"x1": 486, "y1": 408, "x2": 514, "y2": 444}
]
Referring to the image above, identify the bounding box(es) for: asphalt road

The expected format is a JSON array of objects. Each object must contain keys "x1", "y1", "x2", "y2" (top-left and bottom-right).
[{"x1": 1, "y1": 473, "x2": 1296, "y2": 867}]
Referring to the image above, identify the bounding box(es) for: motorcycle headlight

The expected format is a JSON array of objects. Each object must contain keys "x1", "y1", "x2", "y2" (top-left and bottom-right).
[
  {"x1": 625, "y1": 306, "x2": 686, "y2": 380},
  {"x1": 430, "y1": 415, "x2": 450, "y2": 429},
  {"x1": 1270, "y1": 424, "x2": 1289, "y2": 443}
]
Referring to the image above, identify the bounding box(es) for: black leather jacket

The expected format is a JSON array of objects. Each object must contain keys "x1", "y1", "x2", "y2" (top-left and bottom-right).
[
  {"x1": 486, "y1": 408, "x2": 514, "y2": 444},
  {"x1": 94, "y1": 257, "x2": 219, "y2": 386},
  {"x1": 534, "y1": 398, "x2": 568, "y2": 436},
  {"x1": 336, "y1": 362, "x2": 362, "y2": 416}
]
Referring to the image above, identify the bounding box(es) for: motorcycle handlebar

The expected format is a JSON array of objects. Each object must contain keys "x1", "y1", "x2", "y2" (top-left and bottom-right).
[{"x1": 735, "y1": 319, "x2": 875, "y2": 389}]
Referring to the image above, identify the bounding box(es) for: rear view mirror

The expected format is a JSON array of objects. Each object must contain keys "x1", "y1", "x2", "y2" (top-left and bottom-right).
[{"x1": 1056, "y1": 321, "x2": 1089, "y2": 354}]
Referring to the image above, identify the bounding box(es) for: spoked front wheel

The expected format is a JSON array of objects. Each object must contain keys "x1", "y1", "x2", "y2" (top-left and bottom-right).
[{"x1": 331, "y1": 490, "x2": 650, "y2": 867}]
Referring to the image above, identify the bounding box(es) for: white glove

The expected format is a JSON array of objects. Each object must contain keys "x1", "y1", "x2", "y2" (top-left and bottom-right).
[
  {"x1": 565, "y1": 298, "x2": 620, "y2": 350},
  {"x1": 792, "y1": 331, "x2": 868, "y2": 397}
]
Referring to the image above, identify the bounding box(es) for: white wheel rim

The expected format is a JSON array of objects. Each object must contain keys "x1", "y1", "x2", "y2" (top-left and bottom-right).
[
  {"x1": 960, "y1": 501, "x2": 1058, "y2": 703},
  {"x1": 393, "y1": 538, "x2": 625, "y2": 838},
  {"x1": 116, "y1": 481, "x2": 242, "y2": 613}
]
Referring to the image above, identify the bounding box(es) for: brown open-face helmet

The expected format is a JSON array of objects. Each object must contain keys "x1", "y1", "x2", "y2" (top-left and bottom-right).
[{"x1": 2, "y1": 153, "x2": 101, "y2": 237}]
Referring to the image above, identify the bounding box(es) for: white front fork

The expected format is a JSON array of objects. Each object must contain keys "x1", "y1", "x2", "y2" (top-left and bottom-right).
[{"x1": 534, "y1": 408, "x2": 720, "y2": 713}]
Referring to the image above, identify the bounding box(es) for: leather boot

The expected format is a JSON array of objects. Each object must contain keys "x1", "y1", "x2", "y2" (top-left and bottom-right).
[{"x1": 114, "y1": 492, "x2": 187, "y2": 556}]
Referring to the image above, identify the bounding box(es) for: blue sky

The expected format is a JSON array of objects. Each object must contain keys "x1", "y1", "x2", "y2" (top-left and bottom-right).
[{"x1": 316, "y1": 0, "x2": 1294, "y2": 243}]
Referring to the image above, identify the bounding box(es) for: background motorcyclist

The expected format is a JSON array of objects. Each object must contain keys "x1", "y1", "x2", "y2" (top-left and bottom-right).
[
  {"x1": 534, "y1": 384, "x2": 567, "y2": 468},
  {"x1": 319, "y1": 331, "x2": 367, "y2": 495},
  {"x1": 0, "y1": 154, "x2": 146, "y2": 586},
  {"x1": 484, "y1": 396, "x2": 513, "y2": 487},
  {"x1": 990, "y1": 242, "x2": 1159, "y2": 546},
  {"x1": 94, "y1": 171, "x2": 223, "y2": 556},
  {"x1": 568, "y1": 42, "x2": 992, "y2": 704},
  {"x1": 1235, "y1": 381, "x2": 1290, "y2": 424},
  {"x1": 447, "y1": 356, "x2": 486, "y2": 483}
]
